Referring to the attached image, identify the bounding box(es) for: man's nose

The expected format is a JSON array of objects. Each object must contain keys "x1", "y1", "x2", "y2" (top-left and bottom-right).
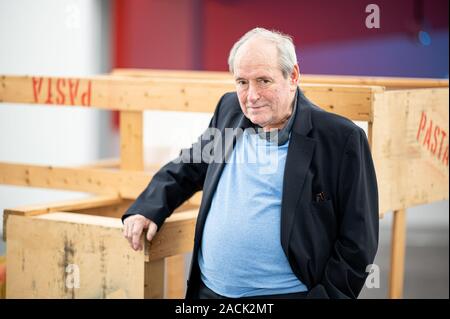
[{"x1": 247, "y1": 84, "x2": 260, "y2": 105}]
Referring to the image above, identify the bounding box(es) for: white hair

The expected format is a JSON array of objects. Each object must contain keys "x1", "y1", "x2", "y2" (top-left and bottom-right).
[{"x1": 228, "y1": 27, "x2": 298, "y2": 79}]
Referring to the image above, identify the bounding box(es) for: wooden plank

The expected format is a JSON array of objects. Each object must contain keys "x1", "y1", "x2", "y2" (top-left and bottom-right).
[
  {"x1": 389, "y1": 209, "x2": 407, "y2": 299},
  {"x1": 0, "y1": 255, "x2": 5, "y2": 299},
  {"x1": 0, "y1": 74, "x2": 233, "y2": 111},
  {"x1": 368, "y1": 122, "x2": 373, "y2": 151},
  {"x1": 301, "y1": 84, "x2": 380, "y2": 121},
  {"x1": 371, "y1": 88, "x2": 449, "y2": 214},
  {"x1": 302, "y1": 74, "x2": 449, "y2": 89},
  {"x1": 166, "y1": 255, "x2": 186, "y2": 298},
  {"x1": 146, "y1": 208, "x2": 198, "y2": 298},
  {"x1": 70, "y1": 200, "x2": 133, "y2": 218},
  {"x1": 0, "y1": 75, "x2": 377, "y2": 121},
  {"x1": 3, "y1": 194, "x2": 197, "y2": 242},
  {"x1": 77, "y1": 158, "x2": 164, "y2": 174},
  {"x1": 145, "y1": 206, "x2": 195, "y2": 299},
  {"x1": 5, "y1": 195, "x2": 122, "y2": 217},
  {"x1": 144, "y1": 259, "x2": 164, "y2": 299},
  {"x1": 3, "y1": 195, "x2": 121, "y2": 241},
  {"x1": 188, "y1": 191, "x2": 202, "y2": 206},
  {"x1": 6, "y1": 213, "x2": 145, "y2": 298},
  {"x1": 120, "y1": 111, "x2": 144, "y2": 171},
  {"x1": 112, "y1": 68, "x2": 449, "y2": 89},
  {"x1": 77, "y1": 158, "x2": 121, "y2": 169},
  {"x1": 145, "y1": 210, "x2": 197, "y2": 262},
  {"x1": 118, "y1": 106, "x2": 168, "y2": 297},
  {"x1": 0, "y1": 162, "x2": 153, "y2": 199}
]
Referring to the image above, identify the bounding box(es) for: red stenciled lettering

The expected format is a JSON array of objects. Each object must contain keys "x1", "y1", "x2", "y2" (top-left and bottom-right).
[
  {"x1": 416, "y1": 111, "x2": 427, "y2": 141},
  {"x1": 56, "y1": 78, "x2": 66, "y2": 104},
  {"x1": 32, "y1": 77, "x2": 92, "y2": 107},
  {"x1": 438, "y1": 130, "x2": 447, "y2": 160},
  {"x1": 45, "y1": 78, "x2": 53, "y2": 104},
  {"x1": 442, "y1": 144, "x2": 449, "y2": 166},
  {"x1": 32, "y1": 77, "x2": 43, "y2": 103},
  {"x1": 68, "y1": 79, "x2": 79, "y2": 105},
  {"x1": 423, "y1": 119, "x2": 432, "y2": 150},
  {"x1": 431, "y1": 126, "x2": 440, "y2": 155},
  {"x1": 416, "y1": 111, "x2": 448, "y2": 166},
  {"x1": 81, "y1": 80, "x2": 92, "y2": 106}
]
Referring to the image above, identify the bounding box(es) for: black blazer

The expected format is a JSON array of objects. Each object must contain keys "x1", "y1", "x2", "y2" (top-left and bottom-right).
[{"x1": 122, "y1": 88, "x2": 379, "y2": 299}]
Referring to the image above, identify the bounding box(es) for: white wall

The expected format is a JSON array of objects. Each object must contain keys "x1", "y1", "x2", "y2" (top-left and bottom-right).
[{"x1": 0, "y1": 0, "x2": 111, "y2": 236}]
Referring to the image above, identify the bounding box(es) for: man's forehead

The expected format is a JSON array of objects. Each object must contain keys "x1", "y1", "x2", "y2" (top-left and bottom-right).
[
  {"x1": 234, "y1": 62, "x2": 279, "y2": 79},
  {"x1": 235, "y1": 38, "x2": 278, "y2": 61},
  {"x1": 234, "y1": 39, "x2": 279, "y2": 77}
]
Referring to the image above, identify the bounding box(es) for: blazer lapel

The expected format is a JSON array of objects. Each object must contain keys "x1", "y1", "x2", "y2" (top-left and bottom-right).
[{"x1": 280, "y1": 89, "x2": 317, "y2": 252}]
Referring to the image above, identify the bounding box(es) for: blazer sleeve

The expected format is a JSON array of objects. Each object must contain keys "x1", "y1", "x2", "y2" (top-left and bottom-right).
[
  {"x1": 310, "y1": 127, "x2": 379, "y2": 299},
  {"x1": 121, "y1": 94, "x2": 226, "y2": 230}
]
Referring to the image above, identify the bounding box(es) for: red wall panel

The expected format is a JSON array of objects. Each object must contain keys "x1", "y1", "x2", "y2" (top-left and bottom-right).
[
  {"x1": 114, "y1": 0, "x2": 202, "y2": 69},
  {"x1": 113, "y1": 0, "x2": 448, "y2": 71}
]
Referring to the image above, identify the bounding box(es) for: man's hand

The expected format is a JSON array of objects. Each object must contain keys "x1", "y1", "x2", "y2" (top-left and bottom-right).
[{"x1": 123, "y1": 214, "x2": 158, "y2": 251}]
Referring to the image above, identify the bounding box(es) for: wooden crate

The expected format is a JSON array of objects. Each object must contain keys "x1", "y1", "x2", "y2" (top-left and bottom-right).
[
  {"x1": 6, "y1": 208, "x2": 196, "y2": 298},
  {"x1": 3, "y1": 194, "x2": 197, "y2": 299},
  {"x1": 0, "y1": 71, "x2": 448, "y2": 298},
  {"x1": 0, "y1": 255, "x2": 5, "y2": 299}
]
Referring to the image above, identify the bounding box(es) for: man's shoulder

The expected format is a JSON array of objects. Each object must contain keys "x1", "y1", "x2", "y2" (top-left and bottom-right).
[
  {"x1": 214, "y1": 91, "x2": 242, "y2": 122},
  {"x1": 219, "y1": 91, "x2": 240, "y2": 108}
]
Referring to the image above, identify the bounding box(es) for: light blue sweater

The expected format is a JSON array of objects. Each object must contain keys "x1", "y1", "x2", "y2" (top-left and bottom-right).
[{"x1": 198, "y1": 129, "x2": 307, "y2": 297}]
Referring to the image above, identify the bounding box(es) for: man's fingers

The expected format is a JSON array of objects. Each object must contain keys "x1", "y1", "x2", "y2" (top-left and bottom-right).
[
  {"x1": 131, "y1": 221, "x2": 145, "y2": 251},
  {"x1": 124, "y1": 221, "x2": 132, "y2": 239},
  {"x1": 126, "y1": 222, "x2": 135, "y2": 247},
  {"x1": 146, "y1": 222, "x2": 158, "y2": 242},
  {"x1": 123, "y1": 221, "x2": 132, "y2": 242},
  {"x1": 123, "y1": 215, "x2": 154, "y2": 251}
]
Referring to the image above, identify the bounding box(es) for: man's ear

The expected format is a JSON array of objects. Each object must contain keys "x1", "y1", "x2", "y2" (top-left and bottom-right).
[{"x1": 290, "y1": 64, "x2": 300, "y2": 88}]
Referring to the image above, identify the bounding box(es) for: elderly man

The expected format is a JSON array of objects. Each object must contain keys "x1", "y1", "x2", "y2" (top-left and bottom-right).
[{"x1": 122, "y1": 28, "x2": 379, "y2": 299}]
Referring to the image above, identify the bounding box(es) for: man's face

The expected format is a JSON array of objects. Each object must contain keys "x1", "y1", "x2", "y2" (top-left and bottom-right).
[{"x1": 233, "y1": 38, "x2": 298, "y2": 131}]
